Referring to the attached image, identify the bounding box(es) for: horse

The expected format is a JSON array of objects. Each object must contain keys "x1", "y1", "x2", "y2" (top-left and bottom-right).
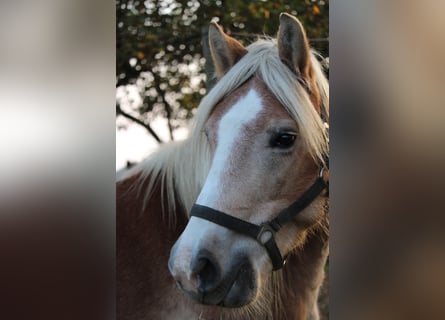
[{"x1": 117, "y1": 13, "x2": 329, "y2": 320}]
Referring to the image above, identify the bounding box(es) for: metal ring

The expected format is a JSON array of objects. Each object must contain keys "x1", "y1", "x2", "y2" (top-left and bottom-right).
[
  {"x1": 257, "y1": 224, "x2": 275, "y2": 245},
  {"x1": 319, "y1": 167, "x2": 325, "y2": 178}
]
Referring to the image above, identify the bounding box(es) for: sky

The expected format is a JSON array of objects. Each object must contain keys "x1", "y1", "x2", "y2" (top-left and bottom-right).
[{"x1": 116, "y1": 116, "x2": 188, "y2": 170}]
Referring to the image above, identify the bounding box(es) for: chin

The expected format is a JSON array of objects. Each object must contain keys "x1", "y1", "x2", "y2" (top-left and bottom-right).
[
  {"x1": 184, "y1": 261, "x2": 258, "y2": 308},
  {"x1": 218, "y1": 270, "x2": 257, "y2": 308}
]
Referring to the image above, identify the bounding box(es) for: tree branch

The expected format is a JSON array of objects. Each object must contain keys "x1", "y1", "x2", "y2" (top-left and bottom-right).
[
  {"x1": 116, "y1": 104, "x2": 164, "y2": 144},
  {"x1": 151, "y1": 72, "x2": 174, "y2": 141}
]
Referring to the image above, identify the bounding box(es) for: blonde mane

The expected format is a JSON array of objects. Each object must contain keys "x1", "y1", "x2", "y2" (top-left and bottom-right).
[{"x1": 139, "y1": 39, "x2": 329, "y2": 222}]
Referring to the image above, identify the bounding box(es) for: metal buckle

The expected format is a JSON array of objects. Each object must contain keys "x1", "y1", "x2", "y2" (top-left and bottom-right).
[{"x1": 257, "y1": 223, "x2": 276, "y2": 245}]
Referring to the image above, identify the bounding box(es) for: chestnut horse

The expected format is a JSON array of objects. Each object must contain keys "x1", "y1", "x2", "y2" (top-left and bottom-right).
[{"x1": 118, "y1": 13, "x2": 329, "y2": 320}]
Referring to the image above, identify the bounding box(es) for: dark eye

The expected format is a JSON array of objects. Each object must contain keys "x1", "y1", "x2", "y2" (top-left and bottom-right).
[{"x1": 270, "y1": 132, "x2": 296, "y2": 148}]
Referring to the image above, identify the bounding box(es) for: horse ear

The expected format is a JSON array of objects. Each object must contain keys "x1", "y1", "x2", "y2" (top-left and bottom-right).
[
  {"x1": 277, "y1": 13, "x2": 312, "y2": 78},
  {"x1": 208, "y1": 22, "x2": 248, "y2": 79}
]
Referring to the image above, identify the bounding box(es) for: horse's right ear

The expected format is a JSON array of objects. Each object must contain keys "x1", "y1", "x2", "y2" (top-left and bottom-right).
[
  {"x1": 277, "y1": 13, "x2": 312, "y2": 79},
  {"x1": 208, "y1": 22, "x2": 248, "y2": 79}
]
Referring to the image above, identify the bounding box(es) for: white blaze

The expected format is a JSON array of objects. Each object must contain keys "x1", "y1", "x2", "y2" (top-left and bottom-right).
[
  {"x1": 196, "y1": 88, "x2": 264, "y2": 207},
  {"x1": 170, "y1": 89, "x2": 267, "y2": 283}
]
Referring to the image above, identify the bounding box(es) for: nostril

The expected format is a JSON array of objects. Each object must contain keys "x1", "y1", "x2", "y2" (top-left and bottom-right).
[
  {"x1": 190, "y1": 256, "x2": 207, "y2": 274},
  {"x1": 198, "y1": 258, "x2": 218, "y2": 290},
  {"x1": 191, "y1": 250, "x2": 221, "y2": 292}
]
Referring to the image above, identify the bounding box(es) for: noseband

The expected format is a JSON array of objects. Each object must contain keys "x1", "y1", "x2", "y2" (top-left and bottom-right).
[{"x1": 190, "y1": 163, "x2": 329, "y2": 270}]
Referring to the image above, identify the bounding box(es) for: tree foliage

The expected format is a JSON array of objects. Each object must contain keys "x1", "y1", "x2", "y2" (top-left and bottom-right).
[{"x1": 116, "y1": 0, "x2": 328, "y2": 143}]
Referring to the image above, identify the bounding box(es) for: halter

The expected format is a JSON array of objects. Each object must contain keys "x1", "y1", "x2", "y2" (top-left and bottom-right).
[{"x1": 190, "y1": 162, "x2": 329, "y2": 271}]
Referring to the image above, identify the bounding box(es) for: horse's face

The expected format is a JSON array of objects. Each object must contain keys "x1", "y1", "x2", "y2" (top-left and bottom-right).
[
  {"x1": 169, "y1": 14, "x2": 324, "y2": 308},
  {"x1": 169, "y1": 78, "x2": 321, "y2": 306}
]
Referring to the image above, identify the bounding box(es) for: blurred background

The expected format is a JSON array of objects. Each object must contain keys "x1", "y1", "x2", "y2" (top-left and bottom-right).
[
  {"x1": 116, "y1": 0, "x2": 328, "y2": 170},
  {"x1": 330, "y1": 1, "x2": 445, "y2": 318},
  {"x1": 0, "y1": 0, "x2": 115, "y2": 319},
  {"x1": 0, "y1": 0, "x2": 444, "y2": 319}
]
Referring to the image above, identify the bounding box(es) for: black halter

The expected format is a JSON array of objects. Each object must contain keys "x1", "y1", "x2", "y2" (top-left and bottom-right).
[{"x1": 190, "y1": 164, "x2": 329, "y2": 270}]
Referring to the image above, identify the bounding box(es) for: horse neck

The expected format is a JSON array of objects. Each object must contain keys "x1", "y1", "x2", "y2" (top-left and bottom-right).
[
  {"x1": 117, "y1": 172, "x2": 189, "y2": 320},
  {"x1": 270, "y1": 226, "x2": 329, "y2": 320}
]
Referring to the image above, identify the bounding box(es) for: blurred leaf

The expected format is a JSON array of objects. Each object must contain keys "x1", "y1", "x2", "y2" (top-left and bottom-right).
[
  {"x1": 136, "y1": 52, "x2": 144, "y2": 60},
  {"x1": 313, "y1": 5, "x2": 321, "y2": 15}
]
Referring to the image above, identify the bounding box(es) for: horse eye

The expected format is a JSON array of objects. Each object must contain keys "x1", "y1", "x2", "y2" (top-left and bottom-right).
[{"x1": 270, "y1": 132, "x2": 296, "y2": 148}]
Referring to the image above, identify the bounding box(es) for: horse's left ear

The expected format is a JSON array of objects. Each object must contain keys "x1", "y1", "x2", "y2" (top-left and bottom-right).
[
  {"x1": 208, "y1": 22, "x2": 248, "y2": 79},
  {"x1": 277, "y1": 13, "x2": 313, "y2": 79}
]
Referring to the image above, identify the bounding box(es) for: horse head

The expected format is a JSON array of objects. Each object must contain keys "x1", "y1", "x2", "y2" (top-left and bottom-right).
[{"x1": 168, "y1": 13, "x2": 328, "y2": 308}]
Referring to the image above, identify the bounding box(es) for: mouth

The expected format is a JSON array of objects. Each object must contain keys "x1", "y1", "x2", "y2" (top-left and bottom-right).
[{"x1": 181, "y1": 262, "x2": 256, "y2": 308}]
